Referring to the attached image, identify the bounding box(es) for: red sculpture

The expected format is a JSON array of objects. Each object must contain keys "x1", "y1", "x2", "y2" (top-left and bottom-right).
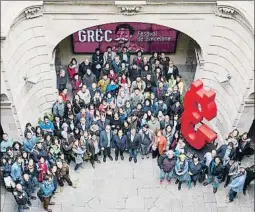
[{"x1": 181, "y1": 79, "x2": 217, "y2": 149}]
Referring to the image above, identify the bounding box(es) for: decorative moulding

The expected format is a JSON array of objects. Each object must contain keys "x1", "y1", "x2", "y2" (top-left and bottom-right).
[
  {"x1": 115, "y1": 1, "x2": 146, "y2": 16},
  {"x1": 215, "y1": 6, "x2": 235, "y2": 19},
  {"x1": 24, "y1": 7, "x2": 43, "y2": 19},
  {"x1": 118, "y1": 5, "x2": 142, "y2": 16}
]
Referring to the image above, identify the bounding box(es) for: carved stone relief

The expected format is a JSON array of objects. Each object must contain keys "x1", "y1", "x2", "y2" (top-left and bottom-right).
[{"x1": 24, "y1": 7, "x2": 43, "y2": 19}]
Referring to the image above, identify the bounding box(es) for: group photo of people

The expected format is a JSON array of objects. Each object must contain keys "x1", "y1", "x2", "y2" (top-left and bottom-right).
[{"x1": 1, "y1": 46, "x2": 254, "y2": 212}]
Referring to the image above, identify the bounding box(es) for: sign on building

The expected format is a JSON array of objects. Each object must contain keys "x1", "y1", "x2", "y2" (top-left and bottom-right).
[{"x1": 72, "y1": 22, "x2": 178, "y2": 53}]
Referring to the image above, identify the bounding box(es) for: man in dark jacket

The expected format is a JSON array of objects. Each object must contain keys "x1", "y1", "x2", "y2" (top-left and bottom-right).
[
  {"x1": 53, "y1": 116, "x2": 63, "y2": 138},
  {"x1": 78, "y1": 58, "x2": 91, "y2": 79},
  {"x1": 57, "y1": 69, "x2": 67, "y2": 92},
  {"x1": 21, "y1": 173, "x2": 37, "y2": 203},
  {"x1": 188, "y1": 154, "x2": 204, "y2": 186},
  {"x1": 56, "y1": 160, "x2": 76, "y2": 192},
  {"x1": 97, "y1": 114, "x2": 110, "y2": 131},
  {"x1": 113, "y1": 129, "x2": 127, "y2": 161},
  {"x1": 171, "y1": 101, "x2": 183, "y2": 117},
  {"x1": 60, "y1": 133, "x2": 74, "y2": 164},
  {"x1": 203, "y1": 156, "x2": 224, "y2": 193},
  {"x1": 216, "y1": 142, "x2": 236, "y2": 165},
  {"x1": 118, "y1": 46, "x2": 131, "y2": 65},
  {"x1": 129, "y1": 63, "x2": 141, "y2": 82},
  {"x1": 158, "y1": 150, "x2": 176, "y2": 184},
  {"x1": 127, "y1": 128, "x2": 140, "y2": 163},
  {"x1": 82, "y1": 69, "x2": 97, "y2": 89},
  {"x1": 30, "y1": 141, "x2": 47, "y2": 163},
  {"x1": 99, "y1": 125, "x2": 113, "y2": 162},
  {"x1": 92, "y1": 48, "x2": 104, "y2": 81},
  {"x1": 139, "y1": 125, "x2": 154, "y2": 159},
  {"x1": 13, "y1": 184, "x2": 30, "y2": 211},
  {"x1": 165, "y1": 60, "x2": 179, "y2": 80}
]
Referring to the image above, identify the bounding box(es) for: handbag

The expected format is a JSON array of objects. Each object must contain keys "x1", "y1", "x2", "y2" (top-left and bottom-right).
[{"x1": 152, "y1": 144, "x2": 157, "y2": 151}]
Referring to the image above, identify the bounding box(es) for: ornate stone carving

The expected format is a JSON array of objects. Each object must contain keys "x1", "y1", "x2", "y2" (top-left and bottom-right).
[
  {"x1": 215, "y1": 6, "x2": 235, "y2": 19},
  {"x1": 24, "y1": 7, "x2": 42, "y2": 19},
  {"x1": 117, "y1": 5, "x2": 142, "y2": 16}
]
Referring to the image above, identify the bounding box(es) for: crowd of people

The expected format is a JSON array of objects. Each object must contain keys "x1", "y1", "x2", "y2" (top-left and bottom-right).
[{"x1": 0, "y1": 46, "x2": 254, "y2": 212}]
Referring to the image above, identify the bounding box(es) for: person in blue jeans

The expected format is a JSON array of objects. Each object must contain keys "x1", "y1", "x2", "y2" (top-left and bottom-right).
[
  {"x1": 203, "y1": 156, "x2": 224, "y2": 193},
  {"x1": 127, "y1": 128, "x2": 140, "y2": 163},
  {"x1": 40, "y1": 174, "x2": 55, "y2": 212},
  {"x1": 158, "y1": 150, "x2": 176, "y2": 184},
  {"x1": 228, "y1": 167, "x2": 247, "y2": 203}
]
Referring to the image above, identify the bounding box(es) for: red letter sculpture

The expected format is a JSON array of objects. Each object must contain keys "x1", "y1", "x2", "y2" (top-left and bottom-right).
[{"x1": 181, "y1": 79, "x2": 217, "y2": 149}]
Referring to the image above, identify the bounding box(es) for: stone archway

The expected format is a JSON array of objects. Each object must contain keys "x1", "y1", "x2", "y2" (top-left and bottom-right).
[
  {"x1": 54, "y1": 21, "x2": 202, "y2": 95},
  {"x1": 0, "y1": 93, "x2": 20, "y2": 140}
]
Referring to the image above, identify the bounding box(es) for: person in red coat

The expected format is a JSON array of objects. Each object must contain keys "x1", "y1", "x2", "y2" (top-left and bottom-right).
[
  {"x1": 67, "y1": 58, "x2": 78, "y2": 79},
  {"x1": 60, "y1": 88, "x2": 68, "y2": 103},
  {"x1": 108, "y1": 69, "x2": 119, "y2": 84},
  {"x1": 71, "y1": 74, "x2": 82, "y2": 96},
  {"x1": 37, "y1": 156, "x2": 49, "y2": 182}
]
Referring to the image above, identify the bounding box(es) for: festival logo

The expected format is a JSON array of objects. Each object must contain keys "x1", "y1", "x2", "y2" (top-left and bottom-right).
[
  {"x1": 181, "y1": 80, "x2": 218, "y2": 150},
  {"x1": 73, "y1": 22, "x2": 178, "y2": 53}
]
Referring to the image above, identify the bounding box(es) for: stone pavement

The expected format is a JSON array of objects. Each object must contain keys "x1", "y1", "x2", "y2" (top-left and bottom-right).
[{"x1": 1, "y1": 154, "x2": 254, "y2": 212}]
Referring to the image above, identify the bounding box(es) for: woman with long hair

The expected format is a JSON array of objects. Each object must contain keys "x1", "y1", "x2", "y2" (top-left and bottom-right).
[
  {"x1": 64, "y1": 100, "x2": 74, "y2": 119},
  {"x1": 67, "y1": 58, "x2": 78, "y2": 79},
  {"x1": 24, "y1": 123, "x2": 35, "y2": 137}
]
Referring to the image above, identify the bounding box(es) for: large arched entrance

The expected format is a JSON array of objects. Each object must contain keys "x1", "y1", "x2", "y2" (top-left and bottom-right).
[{"x1": 54, "y1": 22, "x2": 201, "y2": 98}]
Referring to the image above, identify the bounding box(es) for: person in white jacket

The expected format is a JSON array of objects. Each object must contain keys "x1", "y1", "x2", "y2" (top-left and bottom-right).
[
  {"x1": 77, "y1": 84, "x2": 91, "y2": 106},
  {"x1": 116, "y1": 90, "x2": 129, "y2": 108}
]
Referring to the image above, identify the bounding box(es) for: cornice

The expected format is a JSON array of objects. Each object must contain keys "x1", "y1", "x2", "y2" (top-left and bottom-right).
[{"x1": 215, "y1": 1, "x2": 254, "y2": 35}]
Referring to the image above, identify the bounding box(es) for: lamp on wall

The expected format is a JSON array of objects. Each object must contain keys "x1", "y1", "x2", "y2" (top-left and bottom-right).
[
  {"x1": 214, "y1": 72, "x2": 231, "y2": 83},
  {"x1": 23, "y1": 75, "x2": 40, "y2": 85}
]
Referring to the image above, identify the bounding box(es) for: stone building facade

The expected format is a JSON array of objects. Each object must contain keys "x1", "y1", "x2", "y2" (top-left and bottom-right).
[{"x1": 0, "y1": 1, "x2": 254, "y2": 142}]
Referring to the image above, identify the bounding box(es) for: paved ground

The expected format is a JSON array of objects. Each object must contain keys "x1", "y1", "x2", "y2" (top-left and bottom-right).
[{"x1": 1, "y1": 154, "x2": 254, "y2": 212}]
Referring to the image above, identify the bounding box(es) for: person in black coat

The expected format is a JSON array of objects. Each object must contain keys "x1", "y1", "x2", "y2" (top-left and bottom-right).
[
  {"x1": 126, "y1": 128, "x2": 141, "y2": 163},
  {"x1": 243, "y1": 165, "x2": 255, "y2": 195},
  {"x1": 110, "y1": 112, "x2": 122, "y2": 131},
  {"x1": 171, "y1": 101, "x2": 183, "y2": 117},
  {"x1": 203, "y1": 156, "x2": 224, "y2": 193},
  {"x1": 78, "y1": 59, "x2": 91, "y2": 79},
  {"x1": 87, "y1": 133, "x2": 101, "y2": 168},
  {"x1": 99, "y1": 125, "x2": 113, "y2": 162},
  {"x1": 216, "y1": 142, "x2": 236, "y2": 166},
  {"x1": 97, "y1": 114, "x2": 110, "y2": 131},
  {"x1": 30, "y1": 142, "x2": 48, "y2": 163},
  {"x1": 53, "y1": 116, "x2": 63, "y2": 139},
  {"x1": 57, "y1": 70, "x2": 68, "y2": 93},
  {"x1": 188, "y1": 154, "x2": 204, "y2": 186},
  {"x1": 236, "y1": 133, "x2": 254, "y2": 162},
  {"x1": 92, "y1": 48, "x2": 104, "y2": 81},
  {"x1": 129, "y1": 64, "x2": 141, "y2": 82},
  {"x1": 13, "y1": 184, "x2": 30, "y2": 211},
  {"x1": 165, "y1": 60, "x2": 179, "y2": 80},
  {"x1": 113, "y1": 129, "x2": 128, "y2": 161}
]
